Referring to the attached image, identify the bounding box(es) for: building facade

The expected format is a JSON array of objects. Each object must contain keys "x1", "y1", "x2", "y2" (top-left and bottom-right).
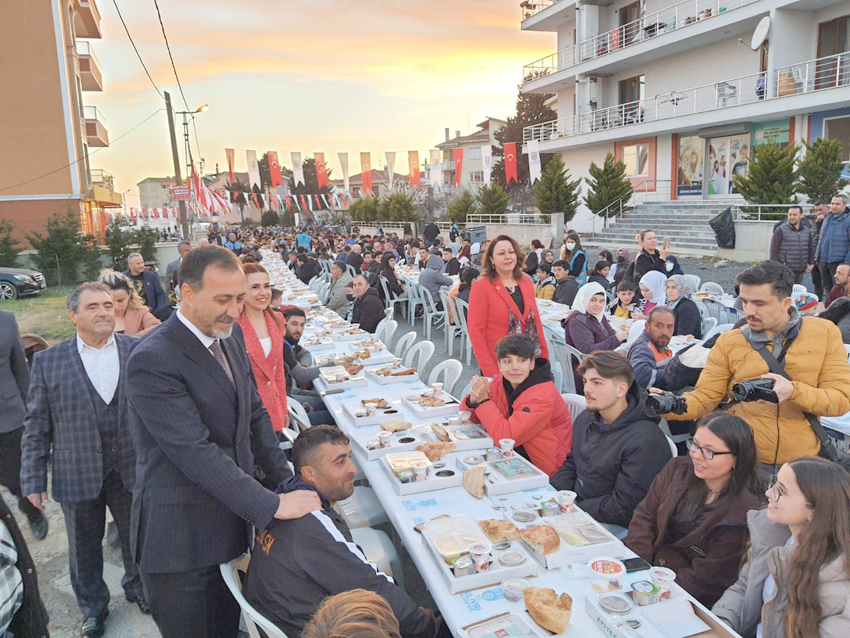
[
  {"x1": 0, "y1": 0, "x2": 120, "y2": 245},
  {"x1": 520, "y1": 0, "x2": 850, "y2": 229},
  {"x1": 437, "y1": 118, "x2": 507, "y2": 189}
]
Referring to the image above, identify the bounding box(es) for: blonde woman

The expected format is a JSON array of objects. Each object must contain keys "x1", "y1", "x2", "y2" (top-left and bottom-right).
[{"x1": 97, "y1": 270, "x2": 160, "y2": 336}]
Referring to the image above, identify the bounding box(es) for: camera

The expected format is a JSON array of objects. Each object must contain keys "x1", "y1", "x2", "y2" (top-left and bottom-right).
[
  {"x1": 646, "y1": 393, "x2": 689, "y2": 417},
  {"x1": 732, "y1": 378, "x2": 777, "y2": 403}
]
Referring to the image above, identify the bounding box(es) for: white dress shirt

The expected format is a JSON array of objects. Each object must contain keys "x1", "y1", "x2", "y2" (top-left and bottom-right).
[
  {"x1": 176, "y1": 308, "x2": 217, "y2": 355},
  {"x1": 77, "y1": 334, "x2": 119, "y2": 404}
]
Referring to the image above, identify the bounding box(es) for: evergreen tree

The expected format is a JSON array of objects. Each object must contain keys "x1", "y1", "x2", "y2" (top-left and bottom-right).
[
  {"x1": 476, "y1": 184, "x2": 511, "y2": 215},
  {"x1": 261, "y1": 210, "x2": 280, "y2": 226},
  {"x1": 584, "y1": 153, "x2": 632, "y2": 217},
  {"x1": 0, "y1": 219, "x2": 21, "y2": 268},
  {"x1": 80, "y1": 235, "x2": 104, "y2": 281},
  {"x1": 133, "y1": 226, "x2": 159, "y2": 262},
  {"x1": 349, "y1": 197, "x2": 379, "y2": 222},
  {"x1": 534, "y1": 155, "x2": 582, "y2": 223},
  {"x1": 798, "y1": 138, "x2": 848, "y2": 204},
  {"x1": 448, "y1": 190, "x2": 477, "y2": 223},
  {"x1": 26, "y1": 209, "x2": 86, "y2": 285},
  {"x1": 732, "y1": 141, "x2": 799, "y2": 206},
  {"x1": 227, "y1": 180, "x2": 251, "y2": 220},
  {"x1": 379, "y1": 193, "x2": 419, "y2": 222},
  {"x1": 290, "y1": 157, "x2": 333, "y2": 211},
  {"x1": 106, "y1": 217, "x2": 133, "y2": 270}
]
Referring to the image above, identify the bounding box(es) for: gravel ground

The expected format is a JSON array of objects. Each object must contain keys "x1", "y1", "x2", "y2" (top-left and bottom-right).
[{"x1": 674, "y1": 256, "x2": 752, "y2": 294}]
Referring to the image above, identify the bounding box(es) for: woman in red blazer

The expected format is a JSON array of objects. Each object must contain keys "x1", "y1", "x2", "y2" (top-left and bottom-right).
[
  {"x1": 467, "y1": 235, "x2": 549, "y2": 376},
  {"x1": 237, "y1": 263, "x2": 288, "y2": 433}
]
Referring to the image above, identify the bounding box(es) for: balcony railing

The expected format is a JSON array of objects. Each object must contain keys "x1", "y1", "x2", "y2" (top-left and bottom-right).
[
  {"x1": 441, "y1": 161, "x2": 455, "y2": 171},
  {"x1": 523, "y1": 0, "x2": 756, "y2": 81},
  {"x1": 524, "y1": 71, "x2": 766, "y2": 142},
  {"x1": 83, "y1": 106, "x2": 109, "y2": 147},
  {"x1": 774, "y1": 52, "x2": 850, "y2": 96},
  {"x1": 520, "y1": 1, "x2": 563, "y2": 21},
  {"x1": 77, "y1": 41, "x2": 103, "y2": 91}
]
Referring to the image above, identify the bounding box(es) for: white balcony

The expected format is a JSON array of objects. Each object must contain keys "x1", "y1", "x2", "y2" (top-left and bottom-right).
[
  {"x1": 77, "y1": 41, "x2": 103, "y2": 91},
  {"x1": 774, "y1": 52, "x2": 850, "y2": 97},
  {"x1": 74, "y1": 0, "x2": 102, "y2": 39},
  {"x1": 83, "y1": 106, "x2": 109, "y2": 147},
  {"x1": 523, "y1": 0, "x2": 760, "y2": 91},
  {"x1": 520, "y1": 0, "x2": 577, "y2": 31}
]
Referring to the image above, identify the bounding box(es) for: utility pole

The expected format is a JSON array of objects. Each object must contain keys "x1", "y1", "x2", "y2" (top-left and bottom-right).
[{"x1": 165, "y1": 91, "x2": 190, "y2": 240}]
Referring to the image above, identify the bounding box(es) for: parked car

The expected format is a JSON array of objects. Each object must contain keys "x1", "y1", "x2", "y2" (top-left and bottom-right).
[{"x1": 0, "y1": 267, "x2": 47, "y2": 301}]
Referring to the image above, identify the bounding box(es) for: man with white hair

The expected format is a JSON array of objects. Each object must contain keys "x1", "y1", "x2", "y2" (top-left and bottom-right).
[{"x1": 124, "y1": 253, "x2": 169, "y2": 320}]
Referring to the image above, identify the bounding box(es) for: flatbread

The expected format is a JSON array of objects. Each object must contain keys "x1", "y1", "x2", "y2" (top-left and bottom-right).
[
  {"x1": 430, "y1": 423, "x2": 449, "y2": 442},
  {"x1": 361, "y1": 398, "x2": 389, "y2": 409},
  {"x1": 420, "y1": 395, "x2": 446, "y2": 407},
  {"x1": 391, "y1": 367, "x2": 416, "y2": 376},
  {"x1": 523, "y1": 587, "x2": 573, "y2": 634},
  {"x1": 342, "y1": 363, "x2": 363, "y2": 375},
  {"x1": 416, "y1": 442, "x2": 455, "y2": 461},
  {"x1": 463, "y1": 464, "x2": 486, "y2": 499},
  {"x1": 479, "y1": 519, "x2": 521, "y2": 543},
  {"x1": 520, "y1": 525, "x2": 560, "y2": 555},
  {"x1": 380, "y1": 420, "x2": 412, "y2": 433}
]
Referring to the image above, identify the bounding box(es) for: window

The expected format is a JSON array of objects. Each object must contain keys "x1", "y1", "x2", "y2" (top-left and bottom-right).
[
  {"x1": 469, "y1": 171, "x2": 484, "y2": 184},
  {"x1": 619, "y1": 75, "x2": 645, "y2": 124},
  {"x1": 468, "y1": 147, "x2": 482, "y2": 160},
  {"x1": 825, "y1": 116, "x2": 850, "y2": 161},
  {"x1": 619, "y1": 1, "x2": 641, "y2": 44},
  {"x1": 817, "y1": 17, "x2": 850, "y2": 89},
  {"x1": 622, "y1": 144, "x2": 649, "y2": 178}
]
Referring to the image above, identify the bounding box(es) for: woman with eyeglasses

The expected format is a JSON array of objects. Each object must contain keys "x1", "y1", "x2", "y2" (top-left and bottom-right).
[
  {"x1": 713, "y1": 457, "x2": 850, "y2": 638},
  {"x1": 625, "y1": 412, "x2": 764, "y2": 607}
]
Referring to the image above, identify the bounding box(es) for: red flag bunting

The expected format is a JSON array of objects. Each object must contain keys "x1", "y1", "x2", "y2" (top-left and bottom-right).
[
  {"x1": 315, "y1": 153, "x2": 330, "y2": 189},
  {"x1": 408, "y1": 151, "x2": 421, "y2": 188},
  {"x1": 505, "y1": 143, "x2": 518, "y2": 184},
  {"x1": 300, "y1": 195, "x2": 307, "y2": 211},
  {"x1": 267, "y1": 151, "x2": 284, "y2": 188},
  {"x1": 360, "y1": 153, "x2": 372, "y2": 195},
  {"x1": 225, "y1": 148, "x2": 235, "y2": 182},
  {"x1": 453, "y1": 148, "x2": 464, "y2": 188}
]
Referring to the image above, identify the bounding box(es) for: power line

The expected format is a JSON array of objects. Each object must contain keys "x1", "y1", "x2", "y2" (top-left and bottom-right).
[
  {"x1": 111, "y1": 0, "x2": 163, "y2": 99},
  {"x1": 0, "y1": 109, "x2": 164, "y2": 192}
]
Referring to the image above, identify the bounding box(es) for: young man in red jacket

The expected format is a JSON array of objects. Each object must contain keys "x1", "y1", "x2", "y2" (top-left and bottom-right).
[{"x1": 460, "y1": 334, "x2": 572, "y2": 476}]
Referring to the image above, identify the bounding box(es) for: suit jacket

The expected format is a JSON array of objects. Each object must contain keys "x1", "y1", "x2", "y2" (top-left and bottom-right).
[
  {"x1": 237, "y1": 311, "x2": 288, "y2": 432},
  {"x1": 124, "y1": 269, "x2": 168, "y2": 312},
  {"x1": 126, "y1": 314, "x2": 291, "y2": 574},
  {"x1": 165, "y1": 257, "x2": 181, "y2": 295},
  {"x1": 20, "y1": 335, "x2": 137, "y2": 503},
  {"x1": 0, "y1": 311, "x2": 29, "y2": 434},
  {"x1": 326, "y1": 271, "x2": 353, "y2": 317}
]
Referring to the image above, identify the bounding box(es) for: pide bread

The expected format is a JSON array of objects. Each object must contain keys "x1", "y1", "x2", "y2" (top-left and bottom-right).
[
  {"x1": 463, "y1": 464, "x2": 486, "y2": 499},
  {"x1": 479, "y1": 519, "x2": 521, "y2": 542},
  {"x1": 416, "y1": 442, "x2": 455, "y2": 461},
  {"x1": 419, "y1": 395, "x2": 446, "y2": 407},
  {"x1": 520, "y1": 525, "x2": 560, "y2": 555},
  {"x1": 523, "y1": 587, "x2": 573, "y2": 634},
  {"x1": 380, "y1": 420, "x2": 412, "y2": 433},
  {"x1": 430, "y1": 423, "x2": 449, "y2": 442},
  {"x1": 361, "y1": 398, "x2": 389, "y2": 409}
]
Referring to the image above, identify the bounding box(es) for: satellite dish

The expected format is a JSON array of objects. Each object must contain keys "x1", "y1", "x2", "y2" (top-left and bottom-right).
[{"x1": 751, "y1": 17, "x2": 770, "y2": 51}]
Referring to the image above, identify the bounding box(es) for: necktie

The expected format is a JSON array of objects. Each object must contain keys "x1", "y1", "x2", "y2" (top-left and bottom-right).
[{"x1": 209, "y1": 340, "x2": 235, "y2": 387}]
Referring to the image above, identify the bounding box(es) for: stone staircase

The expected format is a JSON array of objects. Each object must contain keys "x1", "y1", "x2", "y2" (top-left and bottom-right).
[{"x1": 582, "y1": 202, "x2": 732, "y2": 258}]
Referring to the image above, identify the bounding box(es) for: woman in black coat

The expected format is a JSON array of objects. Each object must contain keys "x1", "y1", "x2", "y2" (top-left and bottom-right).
[
  {"x1": 634, "y1": 229, "x2": 670, "y2": 280},
  {"x1": 666, "y1": 275, "x2": 702, "y2": 338},
  {"x1": 379, "y1": 253, "x2": 406, "y2": 299}
]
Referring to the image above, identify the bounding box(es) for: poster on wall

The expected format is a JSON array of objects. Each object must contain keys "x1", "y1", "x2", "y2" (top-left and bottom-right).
[
  {"x1": 753, "y1": 120, "x2": 791, "y2": 149},
  {"x1": 677, "y1": 135, "x2": 704, "y2": 196},
  {"x1": 728, "y1": 135, "x2": 750, "y2": 194},
  {"x1": 707, "y1": 139, "x2": 728, "y2": 196}
]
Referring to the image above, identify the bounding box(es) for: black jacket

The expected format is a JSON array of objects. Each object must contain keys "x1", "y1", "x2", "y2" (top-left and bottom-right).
[
  {"x1": 297, "y1": 259, "x2": 321, "y2": 284},
  {"x1": 352, "y1": 287, "x2": 385, "y2": 333},
  {"x1": 445, "y1": 257, "x2": 461, "y2": 276},
  {"x1": 552, "y1": 277, "x2": 579, "y2": 306},
  {"x1": 124, "y1": 269, "x2": 168, "y2": 312},
  {"x1": 345, "y1": 251, "x2": 364, "y2": 272},
  {"x1": 380, "y1": 266, "x2": 405, "y2": 298},
  {"x1": 551, "y1": 382, "x2": 672, "y2": 527},
  {"x1": 672, "y1": 297, "x2": 703, "y2": 338},
  {"x1": 634, "y1": 250, "x2": 666, "y2": 280},
  {"x1": 243, "y1": 477, "x2": 437, "y2": 638}
]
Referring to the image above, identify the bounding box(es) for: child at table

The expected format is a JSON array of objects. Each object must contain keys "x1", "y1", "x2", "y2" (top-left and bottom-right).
[{"x1": 609, "y1": 281, "x2": 637, "y2": 318}]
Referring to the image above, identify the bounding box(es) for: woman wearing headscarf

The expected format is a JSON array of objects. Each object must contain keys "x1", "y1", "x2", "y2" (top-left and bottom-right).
[
  {"x1": 665, "y1": 275, "x2": 703, "y2": 338},
  {"x1": 563, "y1": 282, "x2": 628, "y2": 355},
  {"x1": 633, "y1": 270, "x2": 668, "y2": 320},
  {"x1": 541, "y1": 249, "x2": 555, "y2": 265},
  {"x1": 665, "y1": 255, "x2": 685, "y2": 277},
  {"x1": 613, "y1": 247, "x2": 631, "y2": 286}
]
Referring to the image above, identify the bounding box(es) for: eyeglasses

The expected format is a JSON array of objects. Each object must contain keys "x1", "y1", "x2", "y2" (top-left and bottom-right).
[
  {"x1": 766, "y1": 477, "x2": 814, "y2": 508},
  {"x1": 686, "y1": 440, "x2": 734, "y2": 461}
]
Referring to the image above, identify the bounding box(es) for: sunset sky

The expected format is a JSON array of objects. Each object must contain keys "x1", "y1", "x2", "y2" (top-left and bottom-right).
[{"x1": 88, "y1": 0, "x2": 552, "y2": 203}]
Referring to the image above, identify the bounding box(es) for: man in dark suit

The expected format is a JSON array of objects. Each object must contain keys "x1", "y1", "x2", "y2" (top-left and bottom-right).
[
  {"x1": 126, "y1": 245, "x2": 320, "y2": 638},
  {"x1": 165, "y1": 240, "x2": 192, "y2": 297},
  {"x1": 0, "y1": 310, "x2": 48, "y2": 539},
  {"x1": 20, "y1": 283, "x2": 147, "y2": 637},
  {"x1": 124, "y1": 252, "x2": 169, "y2": 320}
]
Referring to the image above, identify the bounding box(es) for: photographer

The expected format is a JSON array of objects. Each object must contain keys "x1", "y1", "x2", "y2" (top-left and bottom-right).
[{"x1": 658, "y1": 261, "x2": 850, "y2": 481}]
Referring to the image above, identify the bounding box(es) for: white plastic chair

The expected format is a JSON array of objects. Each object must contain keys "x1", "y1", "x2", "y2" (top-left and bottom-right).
[
  {"x1": 394, "y1": 331, "x2": 417, "y2": 360},
  {"x1": 287, "y1": 397, "x2": 312, "y2": 432},
  {"x1": 549, "y1": 341, "x2": 586, "y2": 394},
  {"x1": 458, "y1": 382, "x2": 472, "y2": 402},
  {"x1": 701, "y1": 316, "x2": 717, "y2": 338},
  {"x1": 700, "y1": 282, "x2": 724, "y2": 295},
  {"x1": 376, "y1": 319, "x2": 398, "y2": 348},
  {"x1": 220, "y1": 554, "x2": 289, "y2": 638},
  {"x1": 704, "y1": 322, "x2": 734, "y2": 340},
  {"x1": 406, "y1": 283, "x2": 427, "y2": 325},
  {"x1": 666, "y1": 435, "x2": 679, "y2": 458},
  {"x1": 335, "y1": 486, "x2": 389, "y2": 529},
  {"x1": 683, "y1": 274, "x2": 701, "y2": 292},
  {"x1": 440, "y1": 292, "x2": 464, "y2": 356},
  {"x1": 454, "y1": 298, "x2": 473, "y2": 366},
  {"x1": 350, "y1": 527, "x2": 405, "y2": 592},
  {"x1": 561, "y1": 393, "x2": 586, "y2": 421},
  {"x1": 792, "y1": 284, "x2": 807, "y2": 296},
  {"x1": 379, "y1": 275, "x2": 408, "y2": 318},
  {"x1": 403, "y1": 340, "x2": 435, "y2": 372},
  {"x1": 428, "y1": 359, "x2": 463, "y2": 396}
]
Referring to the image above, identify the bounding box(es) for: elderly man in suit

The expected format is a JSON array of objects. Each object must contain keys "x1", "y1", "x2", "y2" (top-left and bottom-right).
[
  {"x1": 124, "y1": 252, "x2": 169, "y2": 321},
  {"x1": 165, "y1": 240, "x2": 192, "y2": 297},
  {"x1": 0, "y1": 311, "x2": 48, "y2": 540},
  {"x1": 126, "y1": 245, "x2": 320, "y2": 638},
  {"x1": 20, "y1": 283, "x2": 147, "y2": 638},
  {"x1": 326, "y1": 260, "x2": 353, "y2": 318}
]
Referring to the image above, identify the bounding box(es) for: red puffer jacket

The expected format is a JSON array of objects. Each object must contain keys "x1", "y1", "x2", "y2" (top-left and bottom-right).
[{"x1": 460, "y1": 359, "x2": 572, "y2": 476}]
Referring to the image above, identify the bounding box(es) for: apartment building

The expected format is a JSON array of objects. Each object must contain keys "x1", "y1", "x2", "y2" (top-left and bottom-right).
[
  {"x1": 0, "y1": 0, "x2": 120, "y2": 245},
  {"x1": 437, "y1": 118, "x2": 507, "y2": 189},
  {"x1": 519, "y1": 0, "x2": 850, "y2": 229},
  {"x1": 138, "y1": 177, "x2": 179, "y2": 210}
]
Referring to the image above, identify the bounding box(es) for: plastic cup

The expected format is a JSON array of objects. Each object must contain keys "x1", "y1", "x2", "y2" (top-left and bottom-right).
[
  {"x1": 650, "y1": 566, "x2": 676, "y2": 600},
  {"x1": 378, "y1": 431, "x2": 392, "y2": 448},
  {"x1": 557, "y1": 490, "x2": 577, "y2": 514},
  {"x1": 499, "y1": 438, "x2": 515, "y2": 457},
  {"x1": 469, "y1": 542, "x2": 492, "y2": 572},
  {"x1": 364, "y1": 402, "x2": 377, "y2": 417},
  {"x1": 588, "y1": 557, "x2": 626, "y2": 592},
  {"x1": 412, "y1": 462, "x2": 429, "y2": 482},
  {"x1": 459, "y1": 411, "x2": 471, "y2": 425},
  {"x1": 430, "y1": 382, "x2": 444, "y2": 395}
]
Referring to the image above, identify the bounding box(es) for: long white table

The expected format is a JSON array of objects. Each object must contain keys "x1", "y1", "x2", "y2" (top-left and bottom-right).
[{"x1": 262, "y1": 254, "x2": 739, "y2": 638}]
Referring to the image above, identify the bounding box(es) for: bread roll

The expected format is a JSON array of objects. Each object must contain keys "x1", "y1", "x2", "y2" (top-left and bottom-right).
[{"x1": 523, "y1": 587, "x2": 573, "y2": 634}]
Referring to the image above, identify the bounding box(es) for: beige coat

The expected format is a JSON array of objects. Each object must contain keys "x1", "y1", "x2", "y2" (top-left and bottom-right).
[{"x1": 712, "y1": 509, "x2": 850, "y2": 638}]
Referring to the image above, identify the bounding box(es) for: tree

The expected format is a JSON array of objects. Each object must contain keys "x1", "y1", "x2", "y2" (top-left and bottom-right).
[
  {"x1": 261, "y1": 210, "x2": 280, "y2": 226},
  {"x1": 348, "y1": 197, "x2": 379, "y2": 222},
  {"x1": 106, "y1": 217, "x2": 133, "y2": 270},
  {"x1": 258, "y1": 153, "x2": 272, "y2": 189},
  {"x1": 227, "y1": 180, "x2": 251, "y2": 220},
  {"x1": 281, "y1": 209, "x2": 295, "y2": 227},
  {"x1": 476, "y1": 184, "x2": 511, "y2": 216},
  {"x1": 798, "y1": 137, "x2": 848, "y2": 204},
  {"x1": 290, "y1": 157, "x2": 333, "y2": 212},
  {"x1": 0, "y1": 219, "x2": 21, "y2": 268},
  {"x1": 491, "y1": 85, "x2": 557, "y2": 193},
  {"x1": 584, "y1": 153, "x2": 632, "y2": 218},
  {"x1": 534, "y1": 155, "x2": 582, "y2": 223},
  {"x1": 379, "y1": 193, "x2": 419, "y2": 222},
  {"x1": 732, "y1": 141, "x2": 799, "y2": 208},
  {"x1": 133, "y1": 226, "x2": 158, "y2": 262},
  {"x1": 448, "y1": 190, "x2": 477, "y2": 223},
  {"x1": 26, "y1": 209, "x2": 86, "y2": 285},
  {"x1": 80, "y1": 235, "x2": 104, "y2": 281}
]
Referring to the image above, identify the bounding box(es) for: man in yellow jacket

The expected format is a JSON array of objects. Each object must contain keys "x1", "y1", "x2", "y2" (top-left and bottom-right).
[{"x1": 662, "y1": 261, "x2": 850, "y2": 481}]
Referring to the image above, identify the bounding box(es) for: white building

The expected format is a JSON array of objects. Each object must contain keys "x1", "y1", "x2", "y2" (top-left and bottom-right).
[
  {"x1": 437, "y1": 118, "x2": 507, "y2": 189},
  {"x1": 519, "y1": 0, "x2": 850, "y2": 230}
]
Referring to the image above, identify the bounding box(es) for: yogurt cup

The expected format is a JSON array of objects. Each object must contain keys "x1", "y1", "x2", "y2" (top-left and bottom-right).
[
  {"x1": 452, "y1": 556, "x2": 474, "y2": 578},
  {"x1": 588, "y1": 557, "x2": 626, "y2": 592},
  {"x1": 630, "y1": 580, "x2": 660, "y2": 606},
  {"x1": 412, "y1": 462, "x2": 429, "y2": 482},
  {"x1": 430, "y1": 382, "x2": 444, "y2": 394},
  {"x1": 649, "y1": 566, "x2": 676, "y2": 600},
  {"x1": 469, "y1": 542, "x2": 492, "y2": 572},
  {"x1": 557, "y1": 490, "x2": 577, "y2": 513},
  {"x1": 364, "y1": 402, "x2": 377, "y2": 417},
  {"x1": 499, "y1": 438, "x2": 515, "y2": 457},
  {"x1": 378, "y1": 431, "x2": 392, "y2": 448},
  {"x1": 501, "y1": 577, "x2": 531, "y2": 602},
  {"x1": 458, "y1": 411, "x2": 472, "y2": 425},
  {"x1": 541, "y1": 501, "x2": 561, "y2": 517}
]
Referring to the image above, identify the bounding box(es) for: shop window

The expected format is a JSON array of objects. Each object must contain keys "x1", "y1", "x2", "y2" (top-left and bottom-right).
[
  {"x1": 622, "y1": 144, "x2": 649, "y2": 178},
  {"x1": 469, "y1": 171, "x2": 484, "y2": 184}
]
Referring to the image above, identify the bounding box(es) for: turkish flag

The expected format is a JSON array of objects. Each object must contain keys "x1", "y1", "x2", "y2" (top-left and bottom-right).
[
  {"x1": 267, "y1": 151, "x2": 284, "y2": 188},
  {"x1": 300, "y1": 195, "x2": 308, "y2": 211},
  {"x1": 315, "y1": 153, "x2": 330, "y2": 188},
  {"x1": 408, "y1": 151, "x2": 421, "y2": 188},
  {"x1": 505, "y1": 143, "x2": 518, "y2": 184},
  {"x1": 225, "y1": 148, "x2": 235, "y2": 182},
  {"x1": 453, "y1": 148, "x2": 464, "y2": 188},
  {"x1": 360, "y1": 153, "x2": 372, "y2": 195},
  {"x1": 314, "y1": 194, "x2": 321, "y2": 209}
]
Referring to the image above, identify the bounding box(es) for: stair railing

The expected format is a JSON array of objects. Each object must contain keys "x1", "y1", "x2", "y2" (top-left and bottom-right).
[{"x1": 588, "y1": 179, "x2": 672, "y2": 236}]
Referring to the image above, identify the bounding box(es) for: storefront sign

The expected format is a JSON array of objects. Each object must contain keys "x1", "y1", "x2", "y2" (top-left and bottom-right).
[
  {"x1": 676, "y1": 135, "x2": 704, "y2": 197},
  {"x1": 753, "y1": 120, "x2": 790, "y2": 148}
]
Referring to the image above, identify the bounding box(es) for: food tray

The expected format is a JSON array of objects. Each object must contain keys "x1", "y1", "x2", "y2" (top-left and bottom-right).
[
  {"x1": 421, "y1": 514, "x2": 537, "y2": 595},
  {"x1": 522, "y1": 512, "x2": 625, "y2": 569},
  {"x1": 421, "y1": 422, "x2": 494, "y2": 453},
  {"x1": 314, "y1": 375, "x2": 368, "y2": 392},
  {"x1": 365, "y1": 367, "x2": 420, "y2": 384},
  {"x1": 461, "y1": 612, "x2": 545, "y2": 638},
  {"x1": 381, "y1": 451, "x2": 462, "y2": 496},
  {"x1": 401, "y1": 391, "x2": 461, "y2": 419},
  {"x1": 342, "y1": 398, "x2": 405, "y2": 426},
  {"x1": 456, "y1": 454, "x2": 550, "y2": 496},
  {"x1": 302, "y1": 337, "x2": 335, "y2": 351},
  {"x1": 336, "y1": 349, "x2": 395, "y2": 367},
  {"x1": 349, "y1": 427, "x2": 426, "y2": 461},
  {"x1": 335, "y1": 329, "x2": 370, "y2": 341}
]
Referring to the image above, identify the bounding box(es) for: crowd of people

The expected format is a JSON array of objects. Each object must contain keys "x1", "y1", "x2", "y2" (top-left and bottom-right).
[{"x1": 0, "y1": 203, "x2": 849, "y2": 638}]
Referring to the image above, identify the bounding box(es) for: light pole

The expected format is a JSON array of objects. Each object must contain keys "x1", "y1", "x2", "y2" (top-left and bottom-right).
[{"x1": 165, "y1": 92, "x2": 208, "y2": 240}]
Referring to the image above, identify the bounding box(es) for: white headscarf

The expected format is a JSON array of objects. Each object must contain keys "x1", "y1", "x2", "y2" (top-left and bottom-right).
[
  {"x1": 639, "y1": 271, "x2": 667, "y2": 306},
  {"x1": 572, "y1": 282, "x2": 607, "y2": 322}
]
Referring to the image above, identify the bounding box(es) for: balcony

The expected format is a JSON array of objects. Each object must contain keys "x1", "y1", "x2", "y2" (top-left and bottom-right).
[
  {"x1": 774, "y1": 52, "x2": 850, "y2": 97},
  {"x1": 523, "y1": 0, "x2": 759, "y2": 92},
  {"x1": 77, "y1": 42, "x2": 103, "y2": 91},
  {"x1": 520, "y1": 0, "x2": 577, "y2": 31},
  {"x1": 89, "y1": 170, "x2": 123, "y2": 207},
  {"x1": 83, "y1": 106, "x2": 108, "y2": 147},
  {"x1": 441, "y1": 161, "x2": 456, "y2": 171},
  {"x1": 74, "y1": 0, "x2": 102, "y2": 39}
]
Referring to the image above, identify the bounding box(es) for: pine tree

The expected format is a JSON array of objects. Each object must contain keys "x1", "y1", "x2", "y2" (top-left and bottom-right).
[
  {"x1": 534, "y1": 154, "x2": 582, "y2": 223},
  {"x1": 349, "y1": 197, "x2": 379, "y2": 222},
  {"x1": 448, "y1": 190, "x2": 477, "y2": 222},
  {"x1": 732, "y1": 141, "x2": 799, "y2": 206},
  {"x1": 476, "y1": 184, "x2": 511, "y2": 216},
  {"x1": 584, "y1": 153, "x2": 632, "y2": 217},
  {"x1": 0, "y1": 219, "x2": 21, "y2": 268},
  {"x1": 26, "y1": 209, "x2": 86, "y2": 285},
  {"x1": 798, "y1": 138, "x2": 848, "y2": 204},
  {"x1": 106, "y1": 218, "x2": 133, "y2": 269},
  {"x1": 380, "y1": 193, "x2": 419, "y2": 222}
]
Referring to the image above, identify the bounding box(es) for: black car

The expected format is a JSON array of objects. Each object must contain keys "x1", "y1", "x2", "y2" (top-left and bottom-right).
[{"x1": 0, "y1": 267, "x2": 46, "y2": 301}]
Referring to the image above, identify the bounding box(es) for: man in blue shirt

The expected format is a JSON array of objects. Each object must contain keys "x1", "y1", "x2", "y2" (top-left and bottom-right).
[
  {"x1": 296, "y1": 230, "x2": 312, "y2": 250},
  {"x1": 816, "y1": 194, "x2": 850, "y2": 291}
]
